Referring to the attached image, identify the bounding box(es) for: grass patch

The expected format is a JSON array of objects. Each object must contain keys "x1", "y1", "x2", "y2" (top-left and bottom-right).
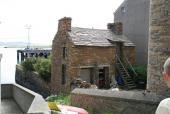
[{"x1": 103, "y1": 112, "x2": 117, "y2": 114}]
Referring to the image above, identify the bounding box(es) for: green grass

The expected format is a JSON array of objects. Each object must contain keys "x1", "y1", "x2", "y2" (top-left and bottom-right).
[
  {"x1": 55, "y1": 94, "x2": 70, "y2": 105},
  {"x1": 103, "y1": 112, "x2": 117, "y2": 114}
]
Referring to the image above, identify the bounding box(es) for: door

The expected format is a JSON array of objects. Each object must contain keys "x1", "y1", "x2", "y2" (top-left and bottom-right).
[
  {"x1": 80, "y1": 68, "x2": 91, "y2": 83},
  {"x1": 98, "y1": 68, "x2": 105, "y2": 89}
]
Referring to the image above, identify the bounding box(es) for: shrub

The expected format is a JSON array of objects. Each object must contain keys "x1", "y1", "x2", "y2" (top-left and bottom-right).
[
  {"x1": 34, "y1": 57, "x2": 51, "y2": 82},
  {"x1": 21, "y1": 55, "x2": 51, "y2": 82},
  {"x1": 133, "y1": 65, "x2": 147, "y2": 78},
  {"x1": 21, "y1": 58, "x2": 36, "y2": 72},
  {"x1": 129, "y1": 65, "x2": 147, "y2": 89},
  {"x1": 46, "y1": 94, "x2": 70, "y2": 105}
]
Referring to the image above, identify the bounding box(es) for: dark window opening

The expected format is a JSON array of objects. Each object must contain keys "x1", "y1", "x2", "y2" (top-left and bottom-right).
[
  {"x1": 90, "y1": 68, "x2": 94, "y2": 84},
  {"x1": 63, "y1": 47, "x2": 67, "y2": 59},
  {"x1": 98, "y1": 68, "x2": 106, "y2": 88},
  {"x1": 121, "y1": 7, "x2": 126, "y2": 13},
  {"x1": 62, "y1": 64, "x2": 66, "y2": 84}
]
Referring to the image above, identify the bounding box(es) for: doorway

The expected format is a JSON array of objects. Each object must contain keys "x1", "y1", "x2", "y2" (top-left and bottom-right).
[{"x1": 98, "y1": 67, "x2": 109, "y2": 89}]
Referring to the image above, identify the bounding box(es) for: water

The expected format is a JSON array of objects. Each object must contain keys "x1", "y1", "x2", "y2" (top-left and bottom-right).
[{"x1": 0, "y1": 48, "x2": 21, "y2": 84}]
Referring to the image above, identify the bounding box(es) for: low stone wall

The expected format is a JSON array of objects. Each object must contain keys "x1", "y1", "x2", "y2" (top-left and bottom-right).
[
  {"x1": 15, "y1": 64, "x2": 51, "y2": 98},
  {"x1": 71, "y1": 89, "x2": 165, "y2": 114},
  {"x1": 1, "y1": 83, "x2": 50, "y2": 114}
]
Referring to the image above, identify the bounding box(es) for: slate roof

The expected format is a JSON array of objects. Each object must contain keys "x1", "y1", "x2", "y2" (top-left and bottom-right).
[{"x1": 68, "y1": 27, "x2": 135, "y2": 47}]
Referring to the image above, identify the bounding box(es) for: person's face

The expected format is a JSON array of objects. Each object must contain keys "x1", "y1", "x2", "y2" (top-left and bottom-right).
[{"x1": 162, "y1": 71, "x2": 170, "y2": 88}]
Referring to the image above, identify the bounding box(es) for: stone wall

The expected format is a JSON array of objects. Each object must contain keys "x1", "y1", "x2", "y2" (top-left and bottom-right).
[
  {"x1": 147, "y1": 0, "x2": 170, "y2": 95},
  {"x1": 52, "y1": 38, "x2": 117, "y2": 93},
  {"x1": 15, "y1": 64, "x2": 51, "y2": 98},
  {"x1": 71, "y1": 88, "x2": 165, "y2": 114},
  {"x1": 68, "y1": 45, "x2": 116, "y2": 89},
  {"x1": 51, "y1": 17, "x2": 71, "y2": 94},
  {"x1": 123, "y1": 46, "x2": 136, "y2": 65}
]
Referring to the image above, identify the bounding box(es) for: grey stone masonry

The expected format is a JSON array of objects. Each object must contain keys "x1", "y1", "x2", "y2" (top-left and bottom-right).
[
  {"x1": 71, "y1": 88, "x2": 165, "y2": 114},
  {"x1": 147, "y1": 0, "x2": 170, "y2": 95}
]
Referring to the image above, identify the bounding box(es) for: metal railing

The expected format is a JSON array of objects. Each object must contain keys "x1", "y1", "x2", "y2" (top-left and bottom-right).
[{"x1": 116, "y1": 54, "x2": 131, "y2": 78}]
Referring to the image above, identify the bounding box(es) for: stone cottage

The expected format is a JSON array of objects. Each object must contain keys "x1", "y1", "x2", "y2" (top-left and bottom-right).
[{"x1": 51, "y1": 17, "x2": 136, "y2": 93}]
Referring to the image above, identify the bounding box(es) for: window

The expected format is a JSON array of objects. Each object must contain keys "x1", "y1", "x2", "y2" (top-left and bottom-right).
[
  {"x1": 63, "y1": 47, "x2": 67, "y2": 59},
  {"x1": 61, "y1": 64, "x2": 66, "y2": 84},
  {"x1": 121, "y1": 7, "x2": 126, "y2": 13}
]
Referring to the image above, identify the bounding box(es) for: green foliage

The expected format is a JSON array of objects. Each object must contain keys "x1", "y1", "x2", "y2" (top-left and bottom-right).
[
  {"x1": 21, "y1": 55, "x2": 51, "y2": 82},
  {"x1": 128, "y1": 65, "x2": 147, "y2": 89},
  {"x1": 21, "y1": 58, "x2": 36, "y2": 71},
  {"x1": 103, "y1": 112, "x2": 117, "y2": 114},
  {"x1": 46, "y1": 94, "x2": 71, "y2": 105},
  {"x1": 133, "y1": 65, "x2": 147, "y2": 77},
  {"x1": 34, "y1": 57, "x2": 51, "y2": 82},
  {"x1": 87, "y1": 107, "x2": 93, "y2": 114},
  {"x1": 128, "y1": 65, "x2": 147, "y2": 79}
]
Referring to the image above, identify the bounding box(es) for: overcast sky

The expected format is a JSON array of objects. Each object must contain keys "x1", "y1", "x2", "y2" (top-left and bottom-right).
[{"x1": 0, "y1": 0, "x2": 124, "y2": 45}]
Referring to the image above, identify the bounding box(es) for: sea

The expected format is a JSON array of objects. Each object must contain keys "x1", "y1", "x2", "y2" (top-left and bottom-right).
[
  {"x1": 0, "y1": 48, "x2": 20, "y2": 84},
  {"x1": 0, "y1": 47, "x2": 51, "y2": 84}
]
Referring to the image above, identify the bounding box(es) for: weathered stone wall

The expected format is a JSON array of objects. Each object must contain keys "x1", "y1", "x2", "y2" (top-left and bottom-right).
[
  {"x1": 68, "y1": 45, "x2": 116, "y2": 89},
  {"x1": 147, "y1": 0, "x2": 170, "y2": 95},
  {"x1": 52, "y1": 37, "x2": 117, "y2": 93},
  {"x1": 15, "y1": 65, "x2": 51, "y2": 98},
  {"x1": 123, "y1": 46, "x2": 136, "y2": 65},
  {"x1": 71, "y1": 89, "x2": 164, "y2": 114},
  {"x1": 51, "y1": 17, "x2": 72, "y2": 94}
]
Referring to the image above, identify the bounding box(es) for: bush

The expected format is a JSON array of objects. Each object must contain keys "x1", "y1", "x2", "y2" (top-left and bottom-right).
[
  {"x1": 34, "y1": 57, "x2": 51, "y2": 82},
  {"x1": 133, "y1": 65, "x2": 147, "y2": 78},
  {"x1": 21, "y1": 55, "x2": 51, "y2": 82},
  {"x1": 21, "y1": 58, "x2": 36, "y2": 71},
  {"x1": 46, "y1": 94, "x2": 70, "y2": 105},
  {"x1": 129, "y1": 65, "x2": 147, "y2": 89}
]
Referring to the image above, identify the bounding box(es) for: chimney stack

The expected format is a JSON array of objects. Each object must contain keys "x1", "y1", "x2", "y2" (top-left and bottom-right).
[
  {"x1": 58, "y1": 17, "x2": 72, "y2": 32},
  {"x1": 107, "y1": 22, "x2": 123, "y2": 35}
]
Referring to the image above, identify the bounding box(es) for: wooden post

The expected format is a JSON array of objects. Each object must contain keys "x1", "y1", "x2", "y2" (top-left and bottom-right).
[
  {"x1": 17, "y1": 51, "x2": 19, "y2": 63},
  {"x1": 21, "y1": 52, "x2": 24, "y2": 62}
]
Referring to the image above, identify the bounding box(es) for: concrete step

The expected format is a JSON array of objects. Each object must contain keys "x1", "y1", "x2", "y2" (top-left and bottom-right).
[
  {"x1": 127, "y1": 83, "x2": 136, "y2": 86},
  {"x1": 126, "y1": 81, "x2": 134, "y2": 84}
]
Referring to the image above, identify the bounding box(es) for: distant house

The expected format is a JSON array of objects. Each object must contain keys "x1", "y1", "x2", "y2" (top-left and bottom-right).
[
  {"x1": 114, "y1": 0, "x2": 150, "y2": 65},
  {"x1": 51, "y1": 17, "x2": 136, "y2": 93}
]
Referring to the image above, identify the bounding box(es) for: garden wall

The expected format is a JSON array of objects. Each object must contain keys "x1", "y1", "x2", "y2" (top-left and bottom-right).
[
  {"x1": 71, "y1": 88, "x2": 165, "y2": 114},
  {"x1": 15, "y1": 64, "x2": 51, "y2": 98}
]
